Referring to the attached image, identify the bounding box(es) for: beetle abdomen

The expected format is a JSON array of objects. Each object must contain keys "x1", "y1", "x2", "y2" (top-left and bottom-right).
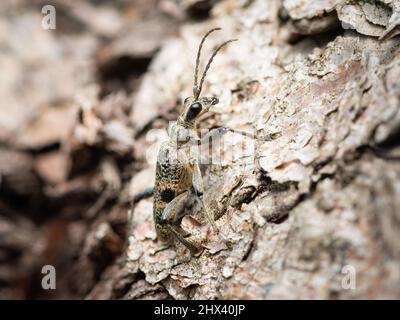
[{"x1": 153, "y1": 144, "x2": 192, "y2": 240}]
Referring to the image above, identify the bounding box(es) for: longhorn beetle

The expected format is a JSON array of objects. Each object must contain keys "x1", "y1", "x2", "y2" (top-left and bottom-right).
[{"x1": 131, "y1": 28, "x2": 268, "y2": 256}]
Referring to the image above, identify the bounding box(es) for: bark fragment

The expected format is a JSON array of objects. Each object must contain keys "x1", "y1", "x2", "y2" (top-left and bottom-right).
[{"x1": 1, "y1": 0, "x2": 400, "y2": 299}]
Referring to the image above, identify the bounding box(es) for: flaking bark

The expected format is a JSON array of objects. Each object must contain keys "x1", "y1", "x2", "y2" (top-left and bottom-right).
[{"x1": 0, "y1": 0, "x2": 400, "y2": 299}]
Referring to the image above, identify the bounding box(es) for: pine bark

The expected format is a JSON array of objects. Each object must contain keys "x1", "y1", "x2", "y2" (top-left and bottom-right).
[{"x1": 1, "y1": 0, "x2": 400, "y2": 299}]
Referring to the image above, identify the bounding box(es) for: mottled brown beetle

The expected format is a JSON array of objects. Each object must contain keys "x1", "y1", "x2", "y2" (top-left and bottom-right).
[{"x1": 132, "y1": 28, "x2": 264, "y2": 256}]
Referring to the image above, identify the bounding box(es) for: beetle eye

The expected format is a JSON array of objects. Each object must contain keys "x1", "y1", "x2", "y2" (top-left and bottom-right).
[
  {"x1": 190, "y1": 102, "x2": 202, "y2": 112},
  {"x1": 186, "y1": 102, "x2": 202, "y2": 120}
]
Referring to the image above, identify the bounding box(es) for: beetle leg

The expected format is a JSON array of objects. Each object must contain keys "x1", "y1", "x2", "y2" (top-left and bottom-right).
[
  {"x1": 194, "y1": 127, "x2": 277, "y2": 147},
  {"x1": 161, "y1": 191, "x2": 190, "y2": 224},
  {"x1": 167, "y1": 225, "x2": 203, "y2": 257},
  {"x1": 161, "y1": 191, "x2": 204, "y2": 256},
  {"x1": 131, "y1": 187, "x2": 154, "y2": 205},
  {"x1": 128, "y1": 187, "x2": 154, "y2": 231},
  {"x1": 192, "y1": 162, "x2": 230, "y2": 246}
]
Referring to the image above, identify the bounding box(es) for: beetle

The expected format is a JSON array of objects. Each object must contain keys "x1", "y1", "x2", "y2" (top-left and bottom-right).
[{"x1": 131, "y1": 28, "x2": 266, "y2": 256}]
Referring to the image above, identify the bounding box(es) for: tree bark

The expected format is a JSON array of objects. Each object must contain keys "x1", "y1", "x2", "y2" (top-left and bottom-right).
[{"x1": 0, "y1": 0, "x2": 400, "y2": 299}]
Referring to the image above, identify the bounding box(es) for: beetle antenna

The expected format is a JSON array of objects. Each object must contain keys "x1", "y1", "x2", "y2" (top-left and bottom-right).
[
  {"x1": 196, "y1": 39, "x2": 237, "y2": 99},
  {"x1": 193, "y1": 28, "x2": 221, "y2": 99}
]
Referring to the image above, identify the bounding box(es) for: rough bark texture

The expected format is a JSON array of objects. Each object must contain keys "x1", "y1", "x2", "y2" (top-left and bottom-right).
[{"x1": 0, "y1": 0, "x2": 400, "y2": 299}]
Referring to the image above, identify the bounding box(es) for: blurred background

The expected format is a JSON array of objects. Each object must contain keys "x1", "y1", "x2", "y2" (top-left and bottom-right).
[{"x1": 0, "y1": 0, "x2": 193, "y2": 299}]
